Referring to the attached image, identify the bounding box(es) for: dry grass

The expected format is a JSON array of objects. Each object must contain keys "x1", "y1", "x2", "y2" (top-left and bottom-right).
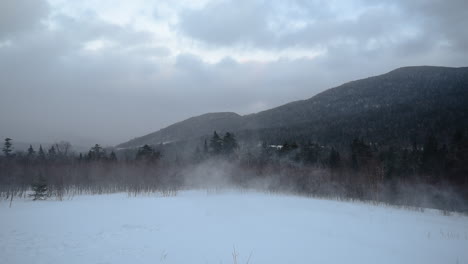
[{"x1": 232, "y1": 246, "x2": 252, "y2": 264}]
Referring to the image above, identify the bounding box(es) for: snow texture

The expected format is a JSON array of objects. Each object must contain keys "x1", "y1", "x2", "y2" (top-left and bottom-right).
[{"x1": 1, "y1": 191, "x2": 467, "y2": 264}]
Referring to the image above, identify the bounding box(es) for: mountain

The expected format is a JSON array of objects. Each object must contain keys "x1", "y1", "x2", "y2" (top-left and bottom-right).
[
  {"x1": 118, "y1": 112, "x2": 242, "y2": 148},
  {"x1": 118, "y1": 66, "x2": 468, "y2": 148}
]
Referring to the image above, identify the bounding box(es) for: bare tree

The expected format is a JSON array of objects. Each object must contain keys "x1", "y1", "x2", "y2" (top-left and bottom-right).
[{"x1": 54, "y1": 141, "x2": 72, "y2": 157}]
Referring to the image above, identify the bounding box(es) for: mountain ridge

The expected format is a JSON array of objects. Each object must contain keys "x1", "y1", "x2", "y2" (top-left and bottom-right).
[{"x1": 118, "y1": 66, "x2": 468, "y2": 148}]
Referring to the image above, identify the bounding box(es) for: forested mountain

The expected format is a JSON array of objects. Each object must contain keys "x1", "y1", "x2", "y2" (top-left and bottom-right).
[
  {"x1": 118, "y1": 66, "x2": 468, "y2": 148},
  {"x1": 3, "y1": 66, "x2": 468, "y2": 212}
]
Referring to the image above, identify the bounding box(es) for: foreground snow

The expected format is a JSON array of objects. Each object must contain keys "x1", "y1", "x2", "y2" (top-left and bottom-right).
[{"x1": 1, "y1": 191, "x2": 467, "y2": 264}]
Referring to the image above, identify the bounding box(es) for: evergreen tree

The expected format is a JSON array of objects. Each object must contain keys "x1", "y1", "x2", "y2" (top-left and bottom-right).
[
  {"x1": 279, "y1": 141, "x2": 298, "y2": 156},
  {"x1": 203, "y1": 139, "x2": 209, "y2": 155},
  {"x1": 383, "y1": 147, "x2": 397, "y2": 180},
  {"x1": 48, "y1": 146, "x2": 57, "y2": 160},
  {"x1": 222, "y1": 132, "x2": 238, "y2": 155},
  {"x1": 328, "y1": 147, "x2": 341, "y2": 168},
  {"x1": 136, "y1": 144, "x2": 153, "y2": 159},
  {"x1": 422, "y1": 135, "x2": 438, "y2": 162},
  {"x1": 109, "y1": 151, "x2": 117, "y2": 161},
  {"x1": 350, "y1": 138, "x2": 372, "y2": 170},
  {"x1": 260, "y1": 141, "x2": 273, "y2": 163},
  {"x1": 136, "y1": 144, "x2": 160, "y2": 162},
  {"x1": 280, "y1": 141, "x2": 291, "y2": 154},
  {"x1": 450, "y1": 129, "x2": 464, "y2": 156},
  {"x1": 300, "y1": 141, "x2": 321, "y2": 164},
  {"x1": 398, "y1": 148, "x2": 411, "y2": 175},
  {"x1": 210, "y1": 131, "x2": 223, "y2": 155},
  {"x1": 421, "y1": 135, "x2": 439, "y2": 176},
  {"x1": 27, "y1": 145, "x2": 36, "y2": 159},
  {"x1": 88, "y1": 144, "x2": 105, "y2": 160},
  {"x1": 30, "y1": 174, "x2": 48, "y2": 200},
  {"x1": 2, "y1": 138, "x2": 13, "y2": 157},
  {"x1": 37, "y1": 145, "x2": 46, "y2": 160}
]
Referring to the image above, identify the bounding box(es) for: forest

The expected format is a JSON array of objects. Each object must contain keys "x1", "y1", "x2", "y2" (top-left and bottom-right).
[{"x1": 1, "y1": 129, "x2": 467, "y2": 212}]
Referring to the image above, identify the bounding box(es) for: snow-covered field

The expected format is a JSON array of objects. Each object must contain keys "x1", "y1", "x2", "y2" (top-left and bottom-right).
[{"x1": 1, "y1": 191, "x2": 467, "y2": 264}]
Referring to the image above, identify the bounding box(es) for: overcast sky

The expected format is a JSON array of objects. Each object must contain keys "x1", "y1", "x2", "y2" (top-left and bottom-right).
[{"x1": 0, "y1": 0, "x2": 467, "y2": 147}]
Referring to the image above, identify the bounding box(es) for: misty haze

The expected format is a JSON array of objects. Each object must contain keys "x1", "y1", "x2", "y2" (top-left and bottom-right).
[{"x1": 1, "y1": 0, "x2": 468, "y2": 263}]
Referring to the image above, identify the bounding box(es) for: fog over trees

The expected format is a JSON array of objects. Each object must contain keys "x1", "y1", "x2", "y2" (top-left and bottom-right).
[{"x1": 2, "y1": 128, "x2": 467, "y2": 211}]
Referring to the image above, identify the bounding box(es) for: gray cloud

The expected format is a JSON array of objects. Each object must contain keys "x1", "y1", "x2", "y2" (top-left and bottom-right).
[
  {"x1": 0, "y1": 0, "x2": 50, "y2": 40},
  {"x1": 395, "y1": 0, "x2": 468, "y2": 52},
  {"x1": 177, "y1": 0, "x2": 468, "y2": 56},
  {"x1": 178, "y1": 0, "x2": 272, "y2": 47},
  {"x1": 0, "y1": 0, "x2": 467, "y2": 148}
]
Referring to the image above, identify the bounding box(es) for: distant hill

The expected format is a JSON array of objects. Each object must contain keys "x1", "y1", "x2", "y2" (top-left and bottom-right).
[
  {"x1": 118, "y1": 66, "x2": 468, "y2": 148},
  {"x1": 118, "y1": 112, "x2": 243, "y2": 148},
  {"x1": 1, "y1": 141, "x2": 91, "y2": 154}
]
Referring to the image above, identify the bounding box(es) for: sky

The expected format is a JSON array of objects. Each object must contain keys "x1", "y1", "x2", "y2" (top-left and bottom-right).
[{"x1": 0, "y1": 0, "x2": 467, "y2": 147}]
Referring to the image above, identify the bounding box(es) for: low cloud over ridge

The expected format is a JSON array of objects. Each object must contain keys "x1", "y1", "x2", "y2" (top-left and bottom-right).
[{"x1": 0, "y1": 0, "x2": 467, "y2": 146}]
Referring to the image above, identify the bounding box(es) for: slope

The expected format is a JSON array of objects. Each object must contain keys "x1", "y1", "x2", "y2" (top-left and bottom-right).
[{"x1": 118, "y1": 66, "x2": 468, "y2": 148}]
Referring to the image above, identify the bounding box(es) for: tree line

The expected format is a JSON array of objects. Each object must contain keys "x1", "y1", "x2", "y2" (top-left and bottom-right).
[{"x1": 1, "y1": 129, "x2": 467, "y2": 212}]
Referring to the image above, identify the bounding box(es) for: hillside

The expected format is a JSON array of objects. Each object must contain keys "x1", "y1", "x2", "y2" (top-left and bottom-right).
[
  {"x1": 118, "y1": 66, "x2": 468, "y2": 148},
  {"x1": 118, "y1": 112, "x2": 242, "y2": 148}
]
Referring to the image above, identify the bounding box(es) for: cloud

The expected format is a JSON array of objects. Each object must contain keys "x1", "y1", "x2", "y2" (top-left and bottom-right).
[
  {"x1": 0, "y1": 0, "x2": 50, "y2": 40},
  {"x1": 176, "y1": 0, "x2": 378, "y2": 48},
  {"x1": 178, "y1": 0, "x2": 272, "y2": 47},
  {"x1": 177, "y1": 0, "x2": 468, "y2": 58},
  {"x1": 394, "y1": 0, "x2": 468, "y2": 53},
  {"x1": 0, "y1": 0, "x2": 467, "y2": 147}
]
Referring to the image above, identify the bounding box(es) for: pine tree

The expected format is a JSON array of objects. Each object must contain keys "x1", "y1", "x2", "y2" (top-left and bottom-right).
[
  {"x1": 203, "y1": 139, "x2": 209, "y2": 155},
  {"x1": 260, "y1": 141, "x2": 273, "y2": 162},
  {"x1": 222, "y1": 132, "x2": 238, "y2": 155},
  {"x1": 421, "y1": 134, "x2": 439, "y2": 176},
  {"x1": 37, "y1": 145, "x2": 46, "y2": 160},
  {"x1": 2, "y1": 138, "x2": 13, "y2": 157},
  {"x1": 300, "y1": 141, "x2": 321, "y2": 164},
  {"x1": 30, "y1": 174, "x2": 48, "y2": 200},
  {"x1": 88, "y1": 144, "x2": 105, "y2": 160},
  {"x1": 109, "y1": 151, "x2": 117, "y2": 161},
  {"x1": 328, "y1": 148, "x2": 341, "y2": 168},
  {"x1": 210, "y1": 131, "x2": 223, "y2": 155},
  {"x1": 48, "y1": 146, "x2": 57, "y2": 160},
  {"x1": 136, "y1": 145, "x2": 160, "y2": 162},
  {"x1": 383, "y1": 147, "x2": 397, "y2": 180},
  {"x1": 280, "y1": 141, "x2": 297, "y2": 155},
  {"x1": 27, "y1": 145, "x2": 36, "y2": 159},
  {"x1": 350, "y1": 138, "x2": 372, "y2": 170}
]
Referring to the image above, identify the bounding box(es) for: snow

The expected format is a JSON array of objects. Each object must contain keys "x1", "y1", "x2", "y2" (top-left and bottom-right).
[{"x1": 1, "y1": 191, "x2": 467, "y2": 264}]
